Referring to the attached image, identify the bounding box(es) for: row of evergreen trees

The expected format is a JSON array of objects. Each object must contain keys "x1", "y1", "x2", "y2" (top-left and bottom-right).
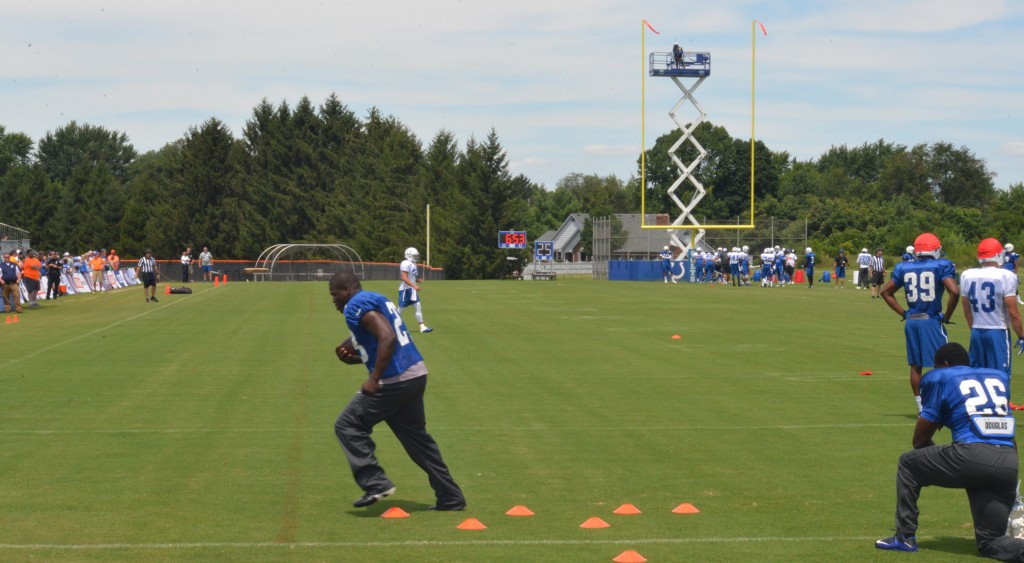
[{"x1": 1, "y1": 93, "x2": 1021, "y2": 278}]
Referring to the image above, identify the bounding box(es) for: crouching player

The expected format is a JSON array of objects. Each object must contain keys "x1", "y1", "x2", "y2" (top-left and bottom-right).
[{"x1": 876, "y1": 342, "x2": 1024, "y2": 561}]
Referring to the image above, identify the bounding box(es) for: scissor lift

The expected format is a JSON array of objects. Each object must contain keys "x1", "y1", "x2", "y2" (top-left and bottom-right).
[{"x1": 648, "y1": 50, "x2": 711, "y2": 259}]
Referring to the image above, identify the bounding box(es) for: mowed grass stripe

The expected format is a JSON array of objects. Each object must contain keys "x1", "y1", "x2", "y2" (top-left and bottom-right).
[{"x1": 0, "y1": 280, "x2": 1001, "y2": 561}]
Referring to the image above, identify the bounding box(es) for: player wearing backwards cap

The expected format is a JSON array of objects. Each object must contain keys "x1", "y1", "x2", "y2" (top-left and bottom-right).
[
  {"x1": 880, "y1": 233, "x2": 959, "y2": 413},
  {"x1": 959, "y1": 238, "x2": 1024, "y2": 376},
  {"x1": 875, "y1": 342, "x2": 1024, "y2": 559}
]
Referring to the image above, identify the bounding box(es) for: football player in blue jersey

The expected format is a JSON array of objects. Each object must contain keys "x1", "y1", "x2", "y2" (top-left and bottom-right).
[
  {"x1": 902, "y1": 245, "x2": 915, "y2": 262},
  {"x1": 330, "y1": 271, "x2": 465, "y2": 511},
  {"x1": 880, "y1": 232, "x2": 960, "y2": 413},
  {"x1": 875, "y1": 342, "x2": 1024, "y2": 560},
  {"x1": 660, "y1": 246, "x2": 675, "y2": 283},
  {"x1": 1003, "y1": 243, "x2": 1019, "y2": 275},
  {"x1": 804, "y1": 247, "x2": 816, "y2": 288}
]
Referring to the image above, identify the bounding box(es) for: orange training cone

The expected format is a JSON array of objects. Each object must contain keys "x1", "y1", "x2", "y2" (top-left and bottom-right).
[
  {"x1": 672, "y1": 503, "x2": 700, "y2": 514},
  {"x1": 4, "y1": 315, "x2": 10, "y2": 324},
  {"x1": 505, "y1": 505, "x2": 535, "y2": 516},
  {"x1": 579, "y1": 517, "x2": 610, "y2": 529},
  {"x1": 380, "y1": 507, "x2": 409, "y2": 518},
  {"x1": 456, "y1": 518, "x2": 487, "y2": 530},
  {"x1": 165, "y1": 285, "x2": 171, "y2": 295},
  {"x1": 613, "y1": 504, "x2": 642, "y2": 515},
  {"x1": 613, "y1": 550, "x2": 648, "y2": 563},
  {"x1": 222, "y1": 274, "x2": 227, "y2": 284},
  {"x1": 671, "y1": 334, "x2": 681, "y2": 340},
  {"x1": 214, "y1": 277, "x2": 219, "y2": 287},
  {"x1": 11, "y1": 314, "x2": 18, "y2": 324}
]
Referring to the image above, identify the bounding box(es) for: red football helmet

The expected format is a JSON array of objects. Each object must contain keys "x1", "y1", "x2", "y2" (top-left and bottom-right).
[
  {"x1": 977, "y1": 238, "x2": 1004, "y2": 265},
  {"x1": 913, "y1": 233, "x2": 942, "y2": 259}
]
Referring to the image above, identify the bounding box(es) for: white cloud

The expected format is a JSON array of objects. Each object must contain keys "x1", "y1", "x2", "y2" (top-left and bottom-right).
[{"x1": 1002, "y1": 142, "x2": 1024, "y2": 158}]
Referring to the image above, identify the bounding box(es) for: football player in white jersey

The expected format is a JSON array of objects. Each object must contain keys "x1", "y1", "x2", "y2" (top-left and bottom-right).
[
  {"x1": 959, "y1": 238, "x2": 1024, "y2": 375},
  {"x1": 398, "y1": 247, "x2": 433, "y2": 333}
]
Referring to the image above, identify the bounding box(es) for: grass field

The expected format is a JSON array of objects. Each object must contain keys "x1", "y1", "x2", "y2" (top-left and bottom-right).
[{"x1": 0, "y1": 278, "x2": 1012, "y2": 562}]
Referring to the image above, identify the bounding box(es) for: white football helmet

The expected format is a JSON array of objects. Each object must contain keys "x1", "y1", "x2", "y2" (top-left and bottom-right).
[
  {"x1": 742, "y1": 245, "x2": 749, "y2": 252},
  {"x1": 404, "y1": 247, "x2": 420, "y2": 262},
  {"x1": 805, "y1": 247, "x2": 812, "y2": 254},
  {"x1": 1006, "y1": 243, "x2": 1015, "y2": 253},
  {"x1": 905, "y1": 245, "x2": 914, "y2": 255}
]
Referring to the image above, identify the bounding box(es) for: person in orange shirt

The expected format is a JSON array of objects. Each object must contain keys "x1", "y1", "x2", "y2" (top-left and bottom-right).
[
  {"x1": 108, "y1": 249, "x2": 121, "y2": 271},
  {"x1": 89, "y1": 251, "x2": 106, "y2": 292},
  {"x1": 21, "y1": 250, "x2": 43, "y2": 309}
]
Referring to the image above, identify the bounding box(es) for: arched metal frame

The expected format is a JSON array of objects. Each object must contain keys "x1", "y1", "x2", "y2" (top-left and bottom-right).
[{"x1": 253, "y1": 244, "x2": 365, "y2": 281}]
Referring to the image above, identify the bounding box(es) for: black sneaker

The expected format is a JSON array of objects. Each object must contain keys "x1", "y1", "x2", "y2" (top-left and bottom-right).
[
  {"x1": 150, "y1": 297, "x2": 158, "y2": 302},
  {"x1": 146, "y1": 298, "x2": 151, "y2": 302},
  {"x1": 353, "y1": 486, "x2": 396, "y2": 508}
]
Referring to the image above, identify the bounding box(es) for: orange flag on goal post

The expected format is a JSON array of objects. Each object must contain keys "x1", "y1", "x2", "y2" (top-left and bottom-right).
[{"x1": 643, "y1": 19, "x2": 660, "y2": 34}]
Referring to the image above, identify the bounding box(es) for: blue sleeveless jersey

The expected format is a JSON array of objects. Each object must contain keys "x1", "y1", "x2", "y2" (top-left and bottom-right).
[
  {"x1": 343, "y1": 290, "x2": 425, "y2": 380},
  {"x1": 920, "y1": 365, "x2": 1014, "y2": 446},
  {"x1": 889, "y1": 257, "x2": 956, "y2": 318}
]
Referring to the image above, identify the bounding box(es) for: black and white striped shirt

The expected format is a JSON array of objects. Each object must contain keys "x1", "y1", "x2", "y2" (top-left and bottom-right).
[
  {"x1": 870, "y1": 255, "x2": 885, "y2": 272},
  {"x1": 138, "y1": 256, "x2": 157, "y2": 274}
]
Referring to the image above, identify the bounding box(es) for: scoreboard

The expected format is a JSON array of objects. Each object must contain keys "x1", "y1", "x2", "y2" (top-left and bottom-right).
[
  {"x1": 534, "y1": 241, "x2": 554, "y2": 260},
  {"x1": 498, "y1": 230, "x2": 527, "y2": 249}
]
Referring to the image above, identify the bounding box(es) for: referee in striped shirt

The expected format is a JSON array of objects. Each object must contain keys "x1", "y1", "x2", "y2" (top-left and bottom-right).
[
  {"x1": 138, "y1": 249, "x2": 160, "y2": 302},
  {"x1": 869, "y1": 248, "x2": 886, "y2": 300}
]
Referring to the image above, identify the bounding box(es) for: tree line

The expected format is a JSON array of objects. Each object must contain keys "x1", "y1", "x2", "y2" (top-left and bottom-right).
[{"x1": 1, "y1": 93, "x2": 1021, "y2": 278}]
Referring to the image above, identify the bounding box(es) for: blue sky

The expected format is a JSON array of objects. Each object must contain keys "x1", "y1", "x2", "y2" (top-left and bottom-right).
[{"x1": 3, "y1": 0, "x2": 1023, "y2": 190}]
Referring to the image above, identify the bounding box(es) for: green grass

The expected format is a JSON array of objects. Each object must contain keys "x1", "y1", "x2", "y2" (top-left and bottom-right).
[{"x1": 0, "y1": 279, "x2": 1008, "y2": 561}]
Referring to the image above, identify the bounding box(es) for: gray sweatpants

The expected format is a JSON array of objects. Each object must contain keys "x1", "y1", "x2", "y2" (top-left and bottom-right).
[
  {"x1": 334, "y1": 375, "x2": 465, "y2": 508},
  {"x1": 894, "y1": 442, "x2": 1024, "y2": 562}
]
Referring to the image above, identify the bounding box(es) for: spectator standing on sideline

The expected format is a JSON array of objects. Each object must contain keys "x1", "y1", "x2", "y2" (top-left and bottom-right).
[
  {"x1": 329, "y1": 271, "x2": 465, "y2": 510},
  {"x1": 1, "y1": 251, "x2": 22, "y2": 313},
  {"x1": 833, "y1": 249, "x2": 849, "y2": 289},
  {"x1": 869, "y1": 248, "x2": 886, "y2": 300},
  {"x1": 880, "y1": 232, "x2": 959, "y2": 413},
  {"x1": 138, "y1": 249, "x2": 159, "y2": 302},
  {"x1": 180, "y1": 247, "x2": 192, "y2": 283},
  {"x1": 959, "y1": 238, "x2": 1024, "y2": 375},
  {"x1": 398, "y1": 247, "x2": 433, "y2": 333},
  {"x1": 875, "y1": 342, "x2": 1024, "y2": 560},
  {"x1": 857, "y1": 248, "x2": 871, "y2": 290},
  {"x1": 89, "y1": 251, "x2": 106, "y2": 292},
  {"x1": 108, "y1": 249, "x2": 120, "y2": 271},
  {"x1": 46, "y1": 251, "x2": 62, "y2": 299},
  {"x1": 804, "y1": 247, "x2": 816, "y2": 288},
  {"x1": 199, "y1": 246, "x2": 213, "y2": 282},
  {"x1": 21, "y1": 250, "x2": 42, "y2": 308}
]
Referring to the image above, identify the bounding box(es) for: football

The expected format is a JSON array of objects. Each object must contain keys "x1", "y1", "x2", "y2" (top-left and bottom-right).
[{"x1": 336, "y1": 337, "x2": 362, "y2": 365}]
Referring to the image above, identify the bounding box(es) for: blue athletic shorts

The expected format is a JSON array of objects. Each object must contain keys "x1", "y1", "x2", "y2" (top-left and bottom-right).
[
  {"x1": 969, "y1": 328, "x2": 1011, "y2": 375},
  {"x1": 835, "y1": 266, "x2": 846, "y2": 278},
  {"x1": 904, "y1": 317, "x2": 948, "y2": 367},
  {"x1": 398, "y1": 288, "x2": 419, "y2": 307}
]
